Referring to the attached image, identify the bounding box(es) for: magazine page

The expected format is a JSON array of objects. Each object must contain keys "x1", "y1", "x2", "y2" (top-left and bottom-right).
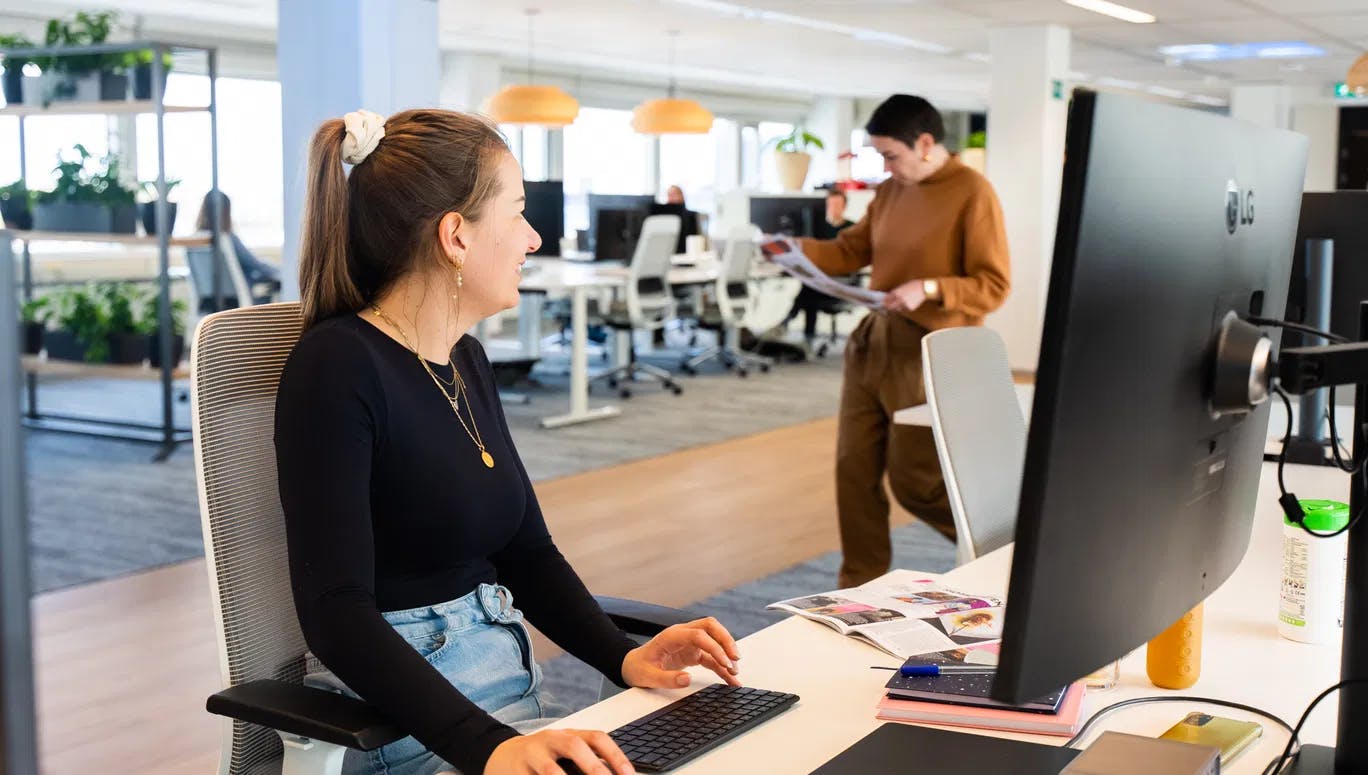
[
  {"x1": 758, "y1": 236, "x2": 887, "y2": 310},
  {"x1": 768, "y1": 577, "x2": 1004, "y2": 659}
]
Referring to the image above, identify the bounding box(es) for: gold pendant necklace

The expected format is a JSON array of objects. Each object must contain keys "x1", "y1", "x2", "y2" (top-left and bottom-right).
[{"x1": 370, "y1": 305, "x2": 494, "y2": 468}]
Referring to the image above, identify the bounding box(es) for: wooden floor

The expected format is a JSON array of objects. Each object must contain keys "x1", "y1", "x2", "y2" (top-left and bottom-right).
[{"x1": 31, "y1": 416, "x2": 915, "y2": 774}]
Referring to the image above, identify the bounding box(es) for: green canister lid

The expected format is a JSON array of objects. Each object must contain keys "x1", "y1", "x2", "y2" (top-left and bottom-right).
[{"x1": 1287, "y1": 499, "x2": 1351, "y2": 532}]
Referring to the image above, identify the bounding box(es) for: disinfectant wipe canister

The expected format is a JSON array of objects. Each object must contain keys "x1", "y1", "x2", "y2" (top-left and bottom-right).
[{"x1": 1279, "y1": 499, "x2": 1350, "y2": 644}]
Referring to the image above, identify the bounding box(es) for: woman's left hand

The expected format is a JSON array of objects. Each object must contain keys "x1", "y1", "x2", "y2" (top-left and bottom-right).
[
  {"x1": 883, "y1": 279, "x2": 928, "y2": 314},
  {"x1": 621, "y1": 617, "x2": 742, "y2": 689}
]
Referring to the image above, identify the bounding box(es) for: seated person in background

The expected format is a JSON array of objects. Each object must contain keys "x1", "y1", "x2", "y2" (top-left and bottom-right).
[
  {"x1": 649, "y1": 185, "x2": 701, "y2": 254},
  {"x1": 276, "y1": 108, "x2": 741, "y2": 775},
  {"x1": 196, "y1": 190, "x2": 281, "y2": 305},
  {"x1": 780, "y1": 189, "x2": 859, "y2": 344}
]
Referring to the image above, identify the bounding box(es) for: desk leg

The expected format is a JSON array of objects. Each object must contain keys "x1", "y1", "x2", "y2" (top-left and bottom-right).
[
  {"x1": 541, "y1": 286, "x2": 620, "y2": 429},
  {"x1": 519, "y1": 293, "x2": 543, "y2": 359}
]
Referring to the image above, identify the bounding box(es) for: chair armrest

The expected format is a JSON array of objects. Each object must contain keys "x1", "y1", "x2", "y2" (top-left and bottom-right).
[
  {"x1": 206, "y1": 679, "x2": 405, "y2": 752},
  {"x1": 596, "y1": 596, "x2": 700, "y2": 638}
]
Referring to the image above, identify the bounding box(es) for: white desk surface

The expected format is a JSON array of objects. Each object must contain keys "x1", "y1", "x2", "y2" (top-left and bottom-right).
[{"x1": 551, "y1": 462, "x2": 1348, "y2": 773}]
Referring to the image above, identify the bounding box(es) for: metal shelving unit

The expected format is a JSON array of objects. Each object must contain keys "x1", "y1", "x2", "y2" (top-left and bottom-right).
[{"x1": 1, "y1": 40, "x2": 221, "y2": 461}]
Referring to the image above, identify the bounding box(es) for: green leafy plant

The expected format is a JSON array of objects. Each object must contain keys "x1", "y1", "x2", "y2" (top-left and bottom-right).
[
  {"x1": 51, "y1": 285, "x2": 109, "y2": 362},
  {"x1": 768, "y1": 128, "x2": 825, "y2": 155},
  {"x1": 965, "y1": 130, "x2": 987, "y2": 149},
  {"x1": 98, "y1": 282, "x2": 148, "y2": 335},
  {"x1": 138, "y1": 294, "x2": 187, "y2": 336},
  {"x1": 34, "y1": 144, "x2": 138, "y2": 206},
  {"x1": 19, "y1": 296, "x2": 49, "y2": 325},
  {"x1": 39, "y1": 10, "x2": 121, "y2": 77},
  {"x1": 0, "y1": 33, "x2": 34, "y2": 71},
  {"x1": 139, "y1": 177, "x2": 181, "y2": 201},
  {"x1": 124, "y1": 47, "x2": 173, "y2": 72},
  {"x1": 0, "y1": 178, "x2": 29, "y2": 205}
]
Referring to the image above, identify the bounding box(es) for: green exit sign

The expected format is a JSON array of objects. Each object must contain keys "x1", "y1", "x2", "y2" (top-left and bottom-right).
[{"x1": 1335, "y1": 81, "x2": 1362, "y2": 99}]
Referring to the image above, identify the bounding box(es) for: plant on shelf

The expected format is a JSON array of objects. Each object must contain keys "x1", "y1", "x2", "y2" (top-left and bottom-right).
[
  {"x1": 47, "y1": 285, "x2": 110, "y2": 363},
  {"x1": 125, "y1": 47, "x2": 173, "y2": 101},
  {"x1": 0, "y1": 33, "x2": 34, "y2": 104},
  {"x1": 32, "y1": 144, "x2": 140, "y2": 234},
  {"x1": 960, "y1": 130, "x2": 987, "y2": 175},
  {"x1": 767, "y1": 128, "x2": 825, "y2": 192},
  {"x1": 35, "y1": 10, "x2": 127, "y2": 104},
  {"x1": 98, "y1": 282, "x2": 152, "y2": 363},
  {"x1": 0, "y1": 178, "x2": 32, "y2": 230},
  {"x1": 139, "y1": 293, "x2": 188, "y2": 367},
  {"x1": 138, "y1": 177, "x2": 181, "y2": 235},
  {"x1": 19, "y1": 295, "x2": 48, "y2": 355}
]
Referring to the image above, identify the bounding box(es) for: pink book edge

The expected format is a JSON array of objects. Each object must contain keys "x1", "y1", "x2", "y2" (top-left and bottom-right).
[{"x1": 875, "y1": 680, "x2": 1087, "y2": 737}]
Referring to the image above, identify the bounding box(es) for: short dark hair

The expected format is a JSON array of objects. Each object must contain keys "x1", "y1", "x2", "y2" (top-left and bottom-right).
[
  {"x1": 865, "y1": 94, "x2": 945, "y2": 148},
  {"x1": 825, "y1": 189, "x2": 847, "y2": 203}
]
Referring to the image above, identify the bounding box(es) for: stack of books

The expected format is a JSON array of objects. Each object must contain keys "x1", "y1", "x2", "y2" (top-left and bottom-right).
[{"x1": 875, "y1": 645, "x2": 1087, "y2": 736}]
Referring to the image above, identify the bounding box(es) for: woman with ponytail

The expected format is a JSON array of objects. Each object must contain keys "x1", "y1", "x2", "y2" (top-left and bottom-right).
[{"x1": 274, "y1": 109, "x2": 741, "y2": 775}]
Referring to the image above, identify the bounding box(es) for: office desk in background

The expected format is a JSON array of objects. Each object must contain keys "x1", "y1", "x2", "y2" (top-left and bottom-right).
[{"x1": 551, "y1": 462, "x2": 1345, "y2": 773}]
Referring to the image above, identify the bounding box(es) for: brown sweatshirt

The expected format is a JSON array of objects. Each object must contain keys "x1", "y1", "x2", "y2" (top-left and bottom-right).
[{"x1": 800, "y1": 157, "x2": 1011, "y2": 331}]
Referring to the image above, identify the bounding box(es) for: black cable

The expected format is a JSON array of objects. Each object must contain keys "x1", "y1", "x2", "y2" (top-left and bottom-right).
[
  {"x1": 1274, "y1": 385, "x2": 1292, "y2": 497},
  {"x1": 1064, "y1": 695, "x2": 1296, "y2": 753},
  {"x1": 1246, "y1": 316, "x2": 1349, "y2": 344},
  {"x1": 1264, "y1": 679, "x2": 1368, "y2": 775}
]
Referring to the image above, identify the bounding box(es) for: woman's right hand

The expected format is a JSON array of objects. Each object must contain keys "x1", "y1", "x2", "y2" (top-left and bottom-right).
[{"x1": 485, "y1": 729, "x2": 635, "y2": 775}]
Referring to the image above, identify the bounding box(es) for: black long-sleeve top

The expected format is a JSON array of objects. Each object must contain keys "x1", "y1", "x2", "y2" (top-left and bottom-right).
[{"x1": 274, "y1": 314, "x2": 637, "y2": 775}]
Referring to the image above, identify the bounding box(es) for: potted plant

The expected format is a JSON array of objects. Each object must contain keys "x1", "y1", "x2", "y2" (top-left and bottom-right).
[
  {"x1": 35, "y1": 11, "x2": 126, "y2": 105},
  {"x1": 19, "y1": 296, "x2": 47, "y2": 355},
  {"x1": 99, "y1": 282, "x2": 150, "y2": 364},
  {"x1": 127, "y1": 48, "x2": 173, "y2": 101},
  {"x1": 46, "y1": 285, "x2": 109, "y2": 362},
  {"x1": 768, "y1": 128, "x2": 825, "y2": 191},
  {"x1": 141, "y1": 294, "x2": 187, "y2": 368},
  {"x1": 0, "y1": 179, "x2": 32, "y2": 230},
  {"x1": 960, "y1": 130, "x2": 987, "y2": 174},
  {"x1": 0, "y1": 33, "x2": 33, "y2": 104},
  {"x1": 138, "y1": 178, "x2": 180, "y2": 235},
  {"x1": 32, "y1": 144, "x2": 139, "y2": 234}
]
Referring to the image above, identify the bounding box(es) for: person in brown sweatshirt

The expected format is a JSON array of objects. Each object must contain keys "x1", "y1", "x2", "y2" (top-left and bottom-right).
[{"x1": 799, "y1": 95, "x2": 1011, "y2": 588}]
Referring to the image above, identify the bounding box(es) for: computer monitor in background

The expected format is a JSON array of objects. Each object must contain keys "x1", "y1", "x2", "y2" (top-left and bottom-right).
[
  {"x1": 748, "y1": 196, "x2": 824, "y2": 238},
  {"x1": 523, "y1": 180, "x2": 564, "y2": 257},
  {"x1": 1286, "y1": 192, "x2": 1368, "y2": 346},
  {"x1": 993, "y1": 91, "x2": 1307, "y2": 705},
  {"x1": 587, "y1": 194, "x2": 654, "y2": 253},
  {"x1": 594, "y1": 208, "x2": 646, "y2": 262},
  {"x1": 649, "y1": 202, "x2": 700, "y2": 253}
]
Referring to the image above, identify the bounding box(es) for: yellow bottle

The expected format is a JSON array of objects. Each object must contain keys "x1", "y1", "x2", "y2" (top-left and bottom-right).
[{"x1": 1147, "y1": 603, "x2": 1203, "y2": 689}]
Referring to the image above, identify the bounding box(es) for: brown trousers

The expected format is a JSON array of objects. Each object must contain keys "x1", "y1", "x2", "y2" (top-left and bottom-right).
[{"x1": 836, "y1": 312, "x2": 955, "y2": 588}]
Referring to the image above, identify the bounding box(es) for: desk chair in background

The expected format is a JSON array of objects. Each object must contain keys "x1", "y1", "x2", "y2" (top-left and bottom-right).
[
  {"x1": 921, "y1": 326, "x2": 1025, "y2": 566},
  {"x1": 680, "y1": 224, "x2": 772, "y2": 378},
  {"x1": 185, "y1": 233, "x2": 260, "y2": 316},
  {"x1": 591, "y1": 214, "x2": 685, "y2": 398},
  {"x1": 191, "y1": 302, "x2": 697, "y2": 775}
]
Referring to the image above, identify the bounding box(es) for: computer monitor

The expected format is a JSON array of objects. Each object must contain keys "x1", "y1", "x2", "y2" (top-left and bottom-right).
[
  {"x1": 587, "y1": 194, "x2": 653, "y2": 253},
  {"x1": 649, "y1": 202, "x2": 700, "y2": 254},
  {"x1": 523, "y1": 180, "x2": 564, "y2": 257},
  {"x1": 993, "y1": 90, "x2": 1308, "y2": 704},
  {"x1": 748, "y1": 196, "x2": 823, "y2": 238},
  {"x1": 594, "y1": 207, "x2": 646, "y2": 262},
  {"x1": 1286, "y1": 191, "x2": 1368, "y2": 347}
]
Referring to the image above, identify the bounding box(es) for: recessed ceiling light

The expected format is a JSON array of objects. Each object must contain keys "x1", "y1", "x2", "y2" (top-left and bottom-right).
[
  {"x1": 1063, "y1": 0, "x2": 1156, "y2": 24},
  {"x1": 664, "y1": 0, "x2": 951, "y2": 53},
  {"x1": 1144, "y1": 85, "x2": 1187, "y2": 99},
  {"x1": 1096, "y1": 75, "x2": 1142, "y2": 89},
  {"x1": 1159, "y1": 41, "x2": 1326, "y2": 62}
]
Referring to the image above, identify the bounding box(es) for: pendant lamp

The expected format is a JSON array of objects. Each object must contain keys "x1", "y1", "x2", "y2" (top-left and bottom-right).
[
  {"x1": 1349, "y1": 53, "x2": 1368, "y2": 98},
  {"x1": 632, "y1": 31, "x2": 713, "y2": 135},
  {"x1": 484, "y1": 9, "x2": 579, "y2": 127}
]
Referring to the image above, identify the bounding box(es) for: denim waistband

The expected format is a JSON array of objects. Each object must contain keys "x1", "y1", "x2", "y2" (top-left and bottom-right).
[{"x1": 379, "y1": 583, "x2": 520, "y2": 629}]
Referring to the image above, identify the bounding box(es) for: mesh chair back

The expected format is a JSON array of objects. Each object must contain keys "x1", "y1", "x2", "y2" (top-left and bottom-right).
[
  {"x1": 922, "y1": 326, "x2": 1026, "y2": 565},
  {"x1": 626, "y1": 214, "x2": 681, "y2": 324},
  {"x1": 191, "y1": 302, "x2": 308, "y2": 774},
  {"x1": 186, "y1": 232, "x2": 254, "y2": 312}
]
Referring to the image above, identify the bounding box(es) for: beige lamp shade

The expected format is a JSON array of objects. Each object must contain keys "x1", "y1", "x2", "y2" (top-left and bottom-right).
[
  {"x1": 631, "y1": 97, "x2": 714, "y2": 134},
  {"x1": 1350, "y1": 53, "x2": 1368, "y2": 97},
  {"x1": 484, "y1": 84, "x2": 579, "y2": 127}
]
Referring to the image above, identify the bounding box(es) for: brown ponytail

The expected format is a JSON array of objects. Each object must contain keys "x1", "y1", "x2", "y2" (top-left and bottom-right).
[{"x1": 297, "y1": 109, "x2": 509, "y2": 329}]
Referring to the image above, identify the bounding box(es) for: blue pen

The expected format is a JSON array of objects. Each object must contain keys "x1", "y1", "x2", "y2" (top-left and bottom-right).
[{"x1": 899, "y1": 665, "x2": 996, "y2": 677}]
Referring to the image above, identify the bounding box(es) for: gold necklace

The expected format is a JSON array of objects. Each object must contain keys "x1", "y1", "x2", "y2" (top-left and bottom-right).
[{"x1": 370, "y1": 305, "x2": 494, "y2": 468}]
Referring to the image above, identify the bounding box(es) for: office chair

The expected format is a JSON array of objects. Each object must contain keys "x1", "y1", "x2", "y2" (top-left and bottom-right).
[
  {"x1": 680, "y1": 225, "x2": 772, "y2": 378},
  {"x1": 185, "y1": 233, "x2": 258, "y2": 316},
  {"x1": 191, "y1": 302, "x2": 698, "y2": 775},
  {"x1": 591, "y1": 214, "x2": 684, "y2": 398},
  {"x1": 921, "y1": 326, "x2": 1025, "y2": 566}
]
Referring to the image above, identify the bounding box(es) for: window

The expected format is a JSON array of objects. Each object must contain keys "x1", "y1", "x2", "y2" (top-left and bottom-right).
[
  {"x1": 562, "y1": 107, "x2": 655, "y2": 236},
  {"x1": 503, "y1": 124, "x2": 548, "y2": 181},
  {"x1": 849, "y1": 129, "x2": 890, "y2": 185}
]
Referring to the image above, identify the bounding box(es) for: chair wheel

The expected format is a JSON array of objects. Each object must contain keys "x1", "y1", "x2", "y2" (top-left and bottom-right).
[
  {"x1": 619, "y1": 388, "x2": 632, "y2": 399},
  {"x1": 682, "y1": 364, "x2": 696, "y2": 376},
  {"x1": 759, "y1": 363, "x2": 771, "y2": 373},
  {"x1": 671, "y1": 385, "x2": 683, "y2": 396},
  {"x1": 607, "y1": 378, "x2": 618, "y2": 389},
  {"x1": 737, "y1": 369, "x2": 748, "y2": 378},
  {"x1": 723, "y1": 361, "x2": 735, "y2": 371}
]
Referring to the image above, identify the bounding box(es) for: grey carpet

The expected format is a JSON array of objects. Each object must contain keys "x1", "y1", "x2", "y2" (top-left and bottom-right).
[
  {"x1": 22, "y1": 339, "x2": 845, "y2": 594},
  {"x1": 537, "y1": 519, "x2": 957, "y2": 715}
]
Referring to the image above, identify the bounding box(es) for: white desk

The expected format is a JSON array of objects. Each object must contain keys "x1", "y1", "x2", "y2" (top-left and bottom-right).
[{"x1": 552, "y1": 462, "x2": 1348, "y2": 773}]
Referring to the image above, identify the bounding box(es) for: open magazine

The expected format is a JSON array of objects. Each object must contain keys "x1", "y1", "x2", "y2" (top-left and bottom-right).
[
  {"x1": 767, "y1": 576, "x2": 1004, "y2": 660},
  {"x1": 758, "y1": 236, "x2": 886, "y2": 310}
]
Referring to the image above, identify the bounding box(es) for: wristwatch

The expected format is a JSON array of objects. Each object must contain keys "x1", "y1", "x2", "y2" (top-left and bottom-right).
[{"x1": 922, "y1": 279, "x2": 941, "y2": 302}]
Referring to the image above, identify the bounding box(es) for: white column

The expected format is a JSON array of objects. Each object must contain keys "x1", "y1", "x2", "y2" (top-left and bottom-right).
[
  {"x1": 985, "y1": 24, "x2": 1070, "y2": 371},
  {"x1": 277, "y1": 0, "x2": 440, "y2": 300},
  {"x1": 1230, "y1": 84, "x2": 1292, "y2": 130},
  {"x1": 806, "y1": 96, "x2": 855, "y2": 187},
  {"x1": 439, "y1": 51, "x2": 502, "y2": 112}
]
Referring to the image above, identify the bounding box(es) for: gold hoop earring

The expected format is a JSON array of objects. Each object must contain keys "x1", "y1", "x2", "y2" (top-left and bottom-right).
[{"x1": 922, "y1": 153, "x2": 932, "y2": 162}]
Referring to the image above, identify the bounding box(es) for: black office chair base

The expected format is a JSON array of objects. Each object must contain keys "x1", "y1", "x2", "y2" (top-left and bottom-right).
[
  {"x1": 680, "y1": 346, "x2": 772, "y2": 378},
  {"x1": 593, "y1": 362, "x2": 683, "y2": 398}
]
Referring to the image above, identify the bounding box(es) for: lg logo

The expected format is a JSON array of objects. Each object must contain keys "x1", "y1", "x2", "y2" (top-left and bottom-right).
[{"x1": 1225, "y1": 180, "x2": 1254, "y2": 234}]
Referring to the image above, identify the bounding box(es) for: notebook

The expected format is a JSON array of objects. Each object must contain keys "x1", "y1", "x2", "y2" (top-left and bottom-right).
[
  {"x1": 883, "y1": 670, "x2": 1067, "y2": 713},
  {"x1": 875, "y1": 681, "x2": 1087, "y2": 737}
]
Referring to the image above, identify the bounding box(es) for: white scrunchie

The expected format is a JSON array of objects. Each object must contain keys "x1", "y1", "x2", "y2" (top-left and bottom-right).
[{"x1": 341, "y1": 109, "x2": 386, "y2": 165}]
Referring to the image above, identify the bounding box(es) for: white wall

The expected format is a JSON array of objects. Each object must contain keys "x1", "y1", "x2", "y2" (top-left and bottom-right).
[{"x1": 1292, "y1": 101, "x2": 1338, "y2": 193}]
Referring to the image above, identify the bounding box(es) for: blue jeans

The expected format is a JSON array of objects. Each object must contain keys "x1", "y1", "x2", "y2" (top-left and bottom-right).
[{"x1": 306, "y1": 584, "x2": 564, "y2": 775}]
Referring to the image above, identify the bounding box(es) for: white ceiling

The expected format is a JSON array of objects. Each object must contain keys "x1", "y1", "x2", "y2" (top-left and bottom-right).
[{"x1": 4, "y1": 0, "x2": 1366, "y2": 109}]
